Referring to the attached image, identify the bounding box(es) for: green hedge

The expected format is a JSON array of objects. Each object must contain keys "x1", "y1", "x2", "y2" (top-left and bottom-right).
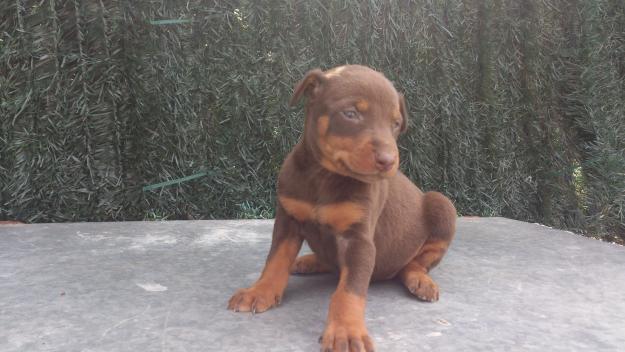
[{"x1": 1, "y1": 0, "x2": 624, "y2": 243}]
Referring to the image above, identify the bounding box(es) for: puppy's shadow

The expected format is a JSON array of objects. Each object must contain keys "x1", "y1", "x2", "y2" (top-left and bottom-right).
[
  {"x1": 283, "y1": 273, "x2": 411, "y2": 306},
  {"x1": 284, "y1": 273, "x2": 337, "y2": 302}
]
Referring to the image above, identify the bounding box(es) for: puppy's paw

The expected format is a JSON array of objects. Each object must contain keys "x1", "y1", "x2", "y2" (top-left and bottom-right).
[
  {"x1": 227, "y1": 285, "x2": 282, "y2": 314},
  {"x1": 319, "y1": 321, "x2": 375, "y2": 352},
  {"x1": 291, "y1": 254, "x2": 331, "y2": 275},
  {"x1": 404, "y1": 272, "x2": 439, "y2": 302}
]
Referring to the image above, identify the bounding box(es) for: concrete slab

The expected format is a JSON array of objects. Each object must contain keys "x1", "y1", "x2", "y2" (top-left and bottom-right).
[{"x1": 1, "y1": 218, "x2": 624, "y2": 351}]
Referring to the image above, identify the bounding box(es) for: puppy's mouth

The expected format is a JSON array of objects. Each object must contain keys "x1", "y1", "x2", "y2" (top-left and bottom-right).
[
  {"x1": 334, "y1": 156, "x2": 397, "y2": 181},
  {"x1": 317, "y1": 137, "x2": 399, "y2": 181}
]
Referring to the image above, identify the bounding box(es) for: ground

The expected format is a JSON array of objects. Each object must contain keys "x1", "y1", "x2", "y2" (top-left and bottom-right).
[{"x1": 1, "y1": 218, "x2": 624, "y2": 351}]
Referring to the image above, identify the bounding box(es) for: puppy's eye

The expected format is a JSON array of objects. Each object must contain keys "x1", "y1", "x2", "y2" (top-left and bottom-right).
[
  {"x1": 341, "y1": 110, "x2": 359, "y2": 121},
  {"x1": 392, "y1": 120, "x2": 401, "y2": 130}
]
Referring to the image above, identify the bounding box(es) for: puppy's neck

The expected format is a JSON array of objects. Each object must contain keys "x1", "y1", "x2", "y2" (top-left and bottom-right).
[
  {"x1": 278, "y1": 139, "x2": 384, "y2": 209},
  {"x1": 291, "y1": 138, "x2": 326, "y2": 175},
  {"x1": 290, "y1": 139, "x2": 369, "y2": 188}
]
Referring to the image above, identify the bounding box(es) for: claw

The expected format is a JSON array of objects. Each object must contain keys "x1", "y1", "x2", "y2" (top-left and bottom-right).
[
  {"x1": 235, "y1": 295, "x2": 245, "y2": 311},
  {"x1": 251, "y1": 297, "x2": 257, "y2": 315}
]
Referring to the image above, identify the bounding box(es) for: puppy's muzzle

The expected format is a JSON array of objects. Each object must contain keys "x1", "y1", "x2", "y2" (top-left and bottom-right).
[{"x1": 375, "y1": 151, "x2": 396, "y2": 172}]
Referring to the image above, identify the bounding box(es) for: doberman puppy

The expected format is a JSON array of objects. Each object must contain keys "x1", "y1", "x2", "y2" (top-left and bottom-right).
[{"x1": 228, "y1": 65, "x2": 456, "y2": 351}]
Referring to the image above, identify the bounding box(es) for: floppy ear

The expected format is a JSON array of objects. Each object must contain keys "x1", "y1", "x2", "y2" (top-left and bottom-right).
[
  {"x1": 289, "y1": 69, "x2": 326, "y2": 107},
  {"x1": 398, "y1": 93, "x2": 409, "y2": 133}
]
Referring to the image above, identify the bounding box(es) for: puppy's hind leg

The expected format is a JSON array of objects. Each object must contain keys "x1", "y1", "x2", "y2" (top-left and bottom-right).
[
  {"x1": 290, "y1": 253, "x2": 332, "y2": 275},
  {"x1": 399, "y1": 192, "x2": 456, "y2": 302}
]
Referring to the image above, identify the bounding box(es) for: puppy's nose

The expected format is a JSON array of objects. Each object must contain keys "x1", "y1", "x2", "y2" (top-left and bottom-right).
[{"x1": 375, "y1": 151, "x2": 395, "y2": 172}]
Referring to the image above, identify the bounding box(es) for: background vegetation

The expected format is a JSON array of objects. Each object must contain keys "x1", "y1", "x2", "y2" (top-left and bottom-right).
[{"x1": 1, "y1": 1, "x2": 624, "y2": 243}]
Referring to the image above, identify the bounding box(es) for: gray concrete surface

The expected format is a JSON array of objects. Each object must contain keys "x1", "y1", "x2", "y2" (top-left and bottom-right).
[{"x1": 1, "y1": 218, "x2": 624, "y2": 352}]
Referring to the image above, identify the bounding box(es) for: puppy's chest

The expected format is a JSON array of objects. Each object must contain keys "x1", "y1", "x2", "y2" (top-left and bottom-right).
[
  {"x1": 278, "y1": 194, "x2": 366, "y2": 234},
  {"x1": 278, "y1": 176, "x2": 370, "y2": 235}
]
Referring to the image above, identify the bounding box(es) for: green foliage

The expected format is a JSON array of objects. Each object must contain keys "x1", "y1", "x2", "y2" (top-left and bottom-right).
[{"x1": 1, "y1": 0, "x2": 623, "y2": 242}]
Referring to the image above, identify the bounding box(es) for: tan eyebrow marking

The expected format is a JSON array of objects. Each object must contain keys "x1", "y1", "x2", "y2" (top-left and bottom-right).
[{"x1": 356, "y1": 100, "x2": 369, "y2": 112}]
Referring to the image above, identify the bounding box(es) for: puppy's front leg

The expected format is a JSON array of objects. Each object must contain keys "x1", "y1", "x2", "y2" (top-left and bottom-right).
[
  {"x1": 228, "y1": 206, "x2": 303, "y2": 313},
  {"x1": 320, "y1": 235, "x2": 375, "y2": 352}
]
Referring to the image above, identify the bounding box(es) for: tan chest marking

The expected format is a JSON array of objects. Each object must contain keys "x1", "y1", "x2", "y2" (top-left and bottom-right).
[
  {"x1": 279, "y1": 196, "x2": 315, "y2": 222},
  {"x1": 316, "y1": 202, "x2": 366, "y2": 233},
  {"x1": 279, "y1": 196, "x2": 365, "y2": 233}
]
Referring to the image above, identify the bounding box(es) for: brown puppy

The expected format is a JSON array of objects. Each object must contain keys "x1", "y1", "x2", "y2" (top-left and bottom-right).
[{"x1": 228, "y1": 65, "x2": 456, "y2": 351}]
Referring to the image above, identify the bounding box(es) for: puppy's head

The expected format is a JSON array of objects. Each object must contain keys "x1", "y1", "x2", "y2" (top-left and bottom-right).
[{"x1": 290, "y1": 65, "x2": 408, "y2": 183}]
